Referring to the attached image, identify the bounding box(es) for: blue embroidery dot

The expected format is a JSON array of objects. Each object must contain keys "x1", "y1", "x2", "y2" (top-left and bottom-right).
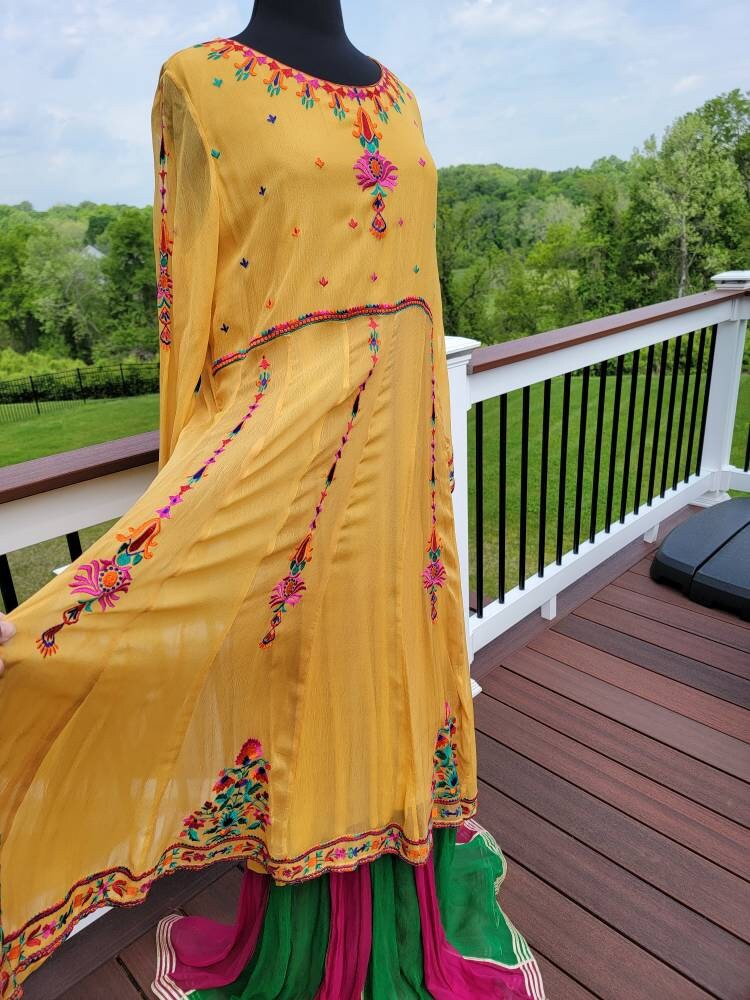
[
  {"x1": 221, "y1": 323, "x2": 230, "y2": 333},
  {"x1": 240, "y1": 258, "x2": 249, "y2": 268},
  {"x1": 259, "y1": 186, "x2": 266, "y2": 196},
  {"x1": 213, "y1": 77, "x2": 223, "y2": 87},
  {"x1": 413, "y1": 264, "x2": 420, "y2": 273},
  {"x1": 267, "y1": 114, "x2": 277, "y2": 124},
  {"x1": 211, "y1": 148, "x2": 221, "y2": 158}
]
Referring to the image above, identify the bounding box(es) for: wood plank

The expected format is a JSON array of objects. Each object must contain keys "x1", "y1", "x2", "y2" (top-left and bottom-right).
[
  {"x1": 574, "y1": 598, "x2": 750, "y2": 679},
  {"x1": 482, "y1": 666, "x2": 750, "y2": 825},
  {"x1": 596, "y1": 583, "x2": 750, "y2": 656},
  {"x1": 477, "y1": 732, "x2": 750, "y2": 941},
  {"x1": 495, "y1": 859, "x2": 712, "y2": 999},
  {"x1": 529, "y1": 630, "x2": 748, "y2": 739},
  {"x1": 532, "y1": 954, "x2": 597, "y2": 1000},
  {"x1": 477, "y1": 781, "x2": 750, "y2": 998},
  {"x1": 475, "y1": 695, "x2": 750, "y2": 879},
  {"x1": 616, "y1": 570, "x2": 750, "y2": 630},
  {"x1": 554, "y1": 615, "x2": 750, "y2": 708},
  {"x1": 21, "y1": 860, "x2": 237, "y2": 1000},
  {"x1": 500, "y1": 646, "x2": 750, "y2": 781},
  {"x1": 631, "y1": 556, "x2": 655, "y2": 576},
  {"x1": 180, "y1": 864, "x2": 245, "y2": 921},
  {"x1": 57, "y1": 959, "x2": 143, "y2": 1000}
]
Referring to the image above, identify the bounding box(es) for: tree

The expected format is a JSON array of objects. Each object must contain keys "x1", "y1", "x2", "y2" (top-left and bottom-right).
[{"x1": 625, "y1": 111, "x2": 746, "y2": 300}]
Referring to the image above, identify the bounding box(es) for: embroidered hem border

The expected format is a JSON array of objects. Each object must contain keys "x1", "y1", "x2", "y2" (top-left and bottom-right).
[{"x1": 0, "y1": 796, "x2": 477, "y2": 992}]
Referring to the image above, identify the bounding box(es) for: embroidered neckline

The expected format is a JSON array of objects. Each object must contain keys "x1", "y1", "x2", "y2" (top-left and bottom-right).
[{"x1": 201, "y1": 36, "x2": 388, "y2": 94}]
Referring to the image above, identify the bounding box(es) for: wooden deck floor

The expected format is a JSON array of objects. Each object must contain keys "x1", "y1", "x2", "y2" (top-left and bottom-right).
[{"x1": 22, "y1": 510, "x2": 750, "y2": 1000}]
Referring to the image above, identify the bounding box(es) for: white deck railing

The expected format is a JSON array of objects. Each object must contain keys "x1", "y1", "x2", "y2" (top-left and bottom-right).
[{"x1": 446, "y1": 271, "x2": 749, "y2": 671}]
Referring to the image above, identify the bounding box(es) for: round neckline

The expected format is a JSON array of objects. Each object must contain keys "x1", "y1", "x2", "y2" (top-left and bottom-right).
[{"x1": 210, "y1": 36, "x2": 387, "y2": 92}]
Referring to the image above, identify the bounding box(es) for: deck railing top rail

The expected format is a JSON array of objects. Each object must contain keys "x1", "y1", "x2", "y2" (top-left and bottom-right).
[
  {"x1": 470, "y1": 287, "x2": 749, "y2": 374},
  {"x1": 0, "y1": 430, "x2": 159, "y2": 505}
]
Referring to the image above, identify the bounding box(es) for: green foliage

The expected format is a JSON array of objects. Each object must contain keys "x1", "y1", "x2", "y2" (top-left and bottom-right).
[
  {"x1": 435, "y1": 89, "x2": 749, "y2": 347},
  {"x1": 0, "y1": 89, "x2": 747, "y2": 376}
]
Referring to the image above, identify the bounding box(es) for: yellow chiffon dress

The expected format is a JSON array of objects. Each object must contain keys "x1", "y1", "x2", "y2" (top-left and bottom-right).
[{"x1": 0, "y1": 37, "x2": 541, "y2": 1000}]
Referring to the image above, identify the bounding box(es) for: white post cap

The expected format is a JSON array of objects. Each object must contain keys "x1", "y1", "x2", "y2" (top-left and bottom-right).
[{"x1": 711, "y1": 271, "x2": 750, "y2": 289}]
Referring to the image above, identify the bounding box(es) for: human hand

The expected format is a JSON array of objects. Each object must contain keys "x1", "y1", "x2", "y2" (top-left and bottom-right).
[{"x1": 0, "y1": 611, "x2": 16, "y2": 676}]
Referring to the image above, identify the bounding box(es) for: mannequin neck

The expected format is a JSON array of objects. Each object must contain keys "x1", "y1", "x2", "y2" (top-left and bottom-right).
[{"x1": 231, "y1": 0, "x2": 381, "y2": 87}]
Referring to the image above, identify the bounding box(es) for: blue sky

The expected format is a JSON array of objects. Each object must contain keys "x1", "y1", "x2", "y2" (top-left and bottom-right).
[{"x1": 1, "y1": 0, "x2": 747, "y2": 211}]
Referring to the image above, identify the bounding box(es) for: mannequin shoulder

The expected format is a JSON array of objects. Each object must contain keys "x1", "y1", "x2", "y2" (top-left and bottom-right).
[{"x1": 154, "y1": 38, "x2": 221, "y2": 97}]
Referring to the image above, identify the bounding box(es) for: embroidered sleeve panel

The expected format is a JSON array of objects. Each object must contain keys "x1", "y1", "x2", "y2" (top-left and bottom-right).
[{"x1": 150, "y1": 67, "x2": 221, "y2": 468}]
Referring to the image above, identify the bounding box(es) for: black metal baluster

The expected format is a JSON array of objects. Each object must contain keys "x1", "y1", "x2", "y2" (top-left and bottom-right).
[
  {"x1": 519, "y1": 386, "x2": 530, "y2": 589},
  {"x1": 647, "y1": 341, "x2": 669, "y2": 504},
  {"x1": 589, "y1": 362, "x2": 608, "y2": 543},
  {"x1": 684, "y1": 328, "x2": 706, "y2": 481},
  {"x1": 66, "y1": 532, "x2": 83, "y2": 562},
  {"x1": 696, "y1": 325, "x2": 718, "y2": 476},
  {"x1": 573, "y1": 367, "x2": 590, "y2": 554},
  {"x1": 538, "y1": 380, "x2": 552, "y2": 576},
  {"x1": 620, "y1": 349, "x2": 640, "y2": 522},
  {"x1": 605, "y1": 354, "x2": 624, "y2": 531},
  {"x1": 0, "y1": 554, "x2": 18, "y2": 612},
  {"x1": 475, "y1": 401, "x2": 484, "y2": 617},
  {"x1": 659, "y1": 336, "x2": 682, "y2": 498},
  {"x1": 633, "y1": 344, "x2": 654, "y2": 514},
  {"x1": 556, "y1": 373, "x2": 571, "y2": 565},
  {"x1": 672, "y1": 330, "x2": 693, "y2": 490},
  {"x1": 498, "y1": 394, "x2": 507, "y2": 603}
]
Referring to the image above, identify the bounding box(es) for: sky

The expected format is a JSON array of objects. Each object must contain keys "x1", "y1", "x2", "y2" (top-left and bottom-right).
[{"x1": 0, "y1": 0, "x2": 747, "y2": 211}]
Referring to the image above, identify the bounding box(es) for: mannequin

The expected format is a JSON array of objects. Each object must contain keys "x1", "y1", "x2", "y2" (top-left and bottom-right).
[{"x1": 229, "y1": 0, "x2": 382, "y2": 87}]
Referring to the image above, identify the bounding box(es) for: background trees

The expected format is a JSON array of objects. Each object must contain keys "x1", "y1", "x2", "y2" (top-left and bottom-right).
[{"x1": 0, "y1": 89, "x2": 747, "y2": 378}]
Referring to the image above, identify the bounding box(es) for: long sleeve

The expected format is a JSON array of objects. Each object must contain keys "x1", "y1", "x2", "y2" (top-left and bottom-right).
[{"x1": 150, "y1": 65, "x2": 220, "y2": 469}]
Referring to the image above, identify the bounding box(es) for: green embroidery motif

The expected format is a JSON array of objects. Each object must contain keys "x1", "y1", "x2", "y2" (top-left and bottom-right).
[{"x1": 181, "y1": 738, "x2": 270, "y2": 846}]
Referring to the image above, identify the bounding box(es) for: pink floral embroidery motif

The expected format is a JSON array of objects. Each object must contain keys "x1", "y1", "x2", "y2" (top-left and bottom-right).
[
  {"x1": 260, "y1": 318, "x2": 382, "y2": 647},
  {"x1": 36, "y1": 357, "x2": 272, "y2": 657},
  {"x1": 352, "y1": 108, "x2": 398, "y2": 238},
  {"x1": 422, "y1": 322, "x2": 446, "y2": 619}
]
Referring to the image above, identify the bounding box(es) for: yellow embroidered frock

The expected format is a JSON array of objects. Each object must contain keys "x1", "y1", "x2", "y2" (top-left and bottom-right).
[{"x1": 0, "y1": 37, "x2": 542, "y2": 1000}]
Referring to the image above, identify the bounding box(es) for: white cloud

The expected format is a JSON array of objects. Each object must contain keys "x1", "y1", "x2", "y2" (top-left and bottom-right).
[
  {"x1": 450, "y1": 0, "x2": 627, "y2": 44},
  {"x1": 671, "y1": 74, "x2": 703, "y2": 94}
]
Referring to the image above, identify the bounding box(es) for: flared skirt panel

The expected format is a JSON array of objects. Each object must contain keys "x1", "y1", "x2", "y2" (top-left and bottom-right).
[{"x1": 0, "y1": 300, "x2": 476, "y2": 997}]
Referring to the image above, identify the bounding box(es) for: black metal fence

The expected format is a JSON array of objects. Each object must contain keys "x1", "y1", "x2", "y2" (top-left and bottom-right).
[
  {"x1": 0, "y1": 362, "x2": 159, "y2": 424},
  {"x1": 469, "y1": 324, "x2": 749, "y2": 612}
]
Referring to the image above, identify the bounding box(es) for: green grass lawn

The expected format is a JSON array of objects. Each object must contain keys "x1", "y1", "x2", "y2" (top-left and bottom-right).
[
  {"x1": 0, "y1": 393, "x2": 159, "y2": 466},
  {"x1": 1, "y1": 374, "x2": 748, "y2": 612}
]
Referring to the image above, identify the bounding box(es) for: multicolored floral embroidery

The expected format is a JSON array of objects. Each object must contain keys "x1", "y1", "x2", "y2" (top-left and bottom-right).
[
  {"x1": 352, "y1": 111, "x2": 399, "y2": 237},
  {"x1": 448, "y1": 449, "x2": 455, "y2": 494},
  {"x1": 423, "y1": 321, "x2": 447, "y2": 620},
  {"x1": 156, "y1": 104, "x2": 173, "y2": 350},
  {"x1": 181, "y1": 737, "x2": 270, "y2": 846},
  {"x1": 259, "y1": 318, "x2": 381, "y2": 647},
  {"x1": 198, "y1": 38, "x2": 408, "y2": 239},
  {"x1": 35, "y1": 357, "x2": 271, "y2": 657},
  {"x1": 432, "y1": 704, "x2": 462, "y2": 820},
  {"x1": 0, "y1": 718, "x2": 474, "y2": 992},
  {"x1": 211, "y1": 297, "x2": 432, "y2": 376}
]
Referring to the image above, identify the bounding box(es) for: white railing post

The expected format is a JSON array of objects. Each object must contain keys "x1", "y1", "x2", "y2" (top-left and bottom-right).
[
  {"x1": 695, "y1": 272, "x2": 750, "y2": 505},
  {"x1": 445, "y1": 336, "x2": 481, "y2": 680}
]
